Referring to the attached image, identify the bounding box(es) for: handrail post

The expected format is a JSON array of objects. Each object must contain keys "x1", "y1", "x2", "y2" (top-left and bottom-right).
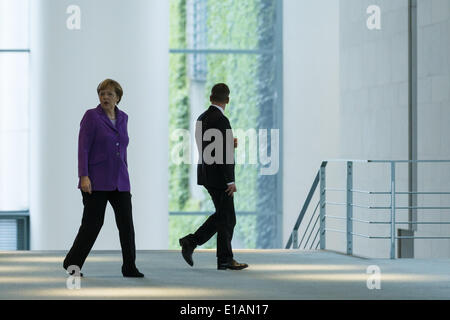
[
  {"x1": 390, "y1": 161, "x2": 396, "y2": 259},
  {"x1": 320, "y1": 163, "x2": 326, "y2": 250},
  {"x1": 293, "y1": 230, "x2": 298, "y2": 249},
  {"x1": 347, "y1": 161, "x2": 353, "y2": 255}
]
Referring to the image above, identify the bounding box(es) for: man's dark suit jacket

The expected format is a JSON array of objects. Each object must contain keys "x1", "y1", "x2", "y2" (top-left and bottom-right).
[{"x1": 196, "y1": 105, "x2": 235, "y2": 189}]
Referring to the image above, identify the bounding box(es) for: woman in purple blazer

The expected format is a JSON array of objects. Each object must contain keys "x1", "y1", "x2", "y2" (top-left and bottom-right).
[{"x1": 63, "y1": 79, "x2": 144, "y2": 278}]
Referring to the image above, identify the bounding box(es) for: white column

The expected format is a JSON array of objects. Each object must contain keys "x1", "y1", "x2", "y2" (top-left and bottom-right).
[
  {"x1": 282, "y1": 0, "x2": 340, "y2": 246},
  {"x1": 30, "y1": 0, "x2": 169, "y2": 250}
]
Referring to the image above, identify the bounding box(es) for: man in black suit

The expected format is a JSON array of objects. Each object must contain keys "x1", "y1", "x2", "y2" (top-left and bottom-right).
[{"x1": 179, "y1": 83, "x2": 248, "y2": 270}]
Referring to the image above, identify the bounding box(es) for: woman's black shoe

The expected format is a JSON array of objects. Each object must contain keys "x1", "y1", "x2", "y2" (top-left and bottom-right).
[{"x1": 122, "y1": 267, "x2": 144, "y2": 278}]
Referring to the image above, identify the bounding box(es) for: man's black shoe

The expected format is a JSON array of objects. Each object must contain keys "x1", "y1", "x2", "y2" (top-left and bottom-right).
[
  {"x1": 179, "y1": 235, "x2": 196, "y2": 267},
  {"x1": 122, "y1": 266, "x2": 144, "y2": 278},
  {"x1": 217, "y1": 259, "x2": 248, "y2": 270}
]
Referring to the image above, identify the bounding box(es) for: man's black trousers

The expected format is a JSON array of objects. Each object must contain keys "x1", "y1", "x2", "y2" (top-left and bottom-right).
[
  {"x1": 193, "y1": 186, "x2": 236, "y2": 263},
  {"x1": 63, "y1": 190, "x2": 137, "y2": 270}
]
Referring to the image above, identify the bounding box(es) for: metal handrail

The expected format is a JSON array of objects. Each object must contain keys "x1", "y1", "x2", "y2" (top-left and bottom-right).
[
  {"x1": 285, "y1": 169, "x2": 320, "y2": 249},
  {"x1": 327, "y1": 188, "x2": 450, "y2": 195},
  {"x1": 169, "y1": 211, "x2": 256, "y2": 216},
  {"x1": 286, "y1": 160, "x2": 450, "y2": 259},
  {"x1": 311, "y1": 228, "x2": 320, "y2": 250},
  {"x1": 298, "y1": 201, "x2": 320, "y2": 249}
]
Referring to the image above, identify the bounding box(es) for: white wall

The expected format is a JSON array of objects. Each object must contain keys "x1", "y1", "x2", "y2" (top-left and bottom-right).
[
  {"x1": 415, "y1": 0, "x2": 450, "y2": 258},
  {"x1": 337, "y1": 0, "x2": 450, "y2": 258},
  {"x1": 283, "y1": 0, "x2": 340, "y2": 246},
  {"x1": 29, "y1": 0, "x2": 169, "y2": 250},
  {"x1": 337, "y1": 0, "x2": 410, "y2": 258}
]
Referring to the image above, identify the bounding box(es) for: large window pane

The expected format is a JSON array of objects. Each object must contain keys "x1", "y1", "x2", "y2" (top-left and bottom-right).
[
  {"x1": 169, "y1": 0, "x2": 282, "y2": 249},
  {"x1": 0, "y1": 131, "x2": 28, "y2": 211},
  {"x1": 0, "y1": 0, "x2": 29, "y2": 253},
  {"x1": 0, "y1": 0, "x2": 29, "y2": 49},
  {"x1": 185, "y1": 0, "x2": 276, "y2": 50},
  {"x1": 0, "y1": 54, "x2": 29, "y2": 211},
  {"x1": 0, "y1": 53, "x2": 29, "y2": 131}
]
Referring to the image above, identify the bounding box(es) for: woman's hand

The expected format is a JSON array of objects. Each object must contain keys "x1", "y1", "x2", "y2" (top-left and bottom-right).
[{"x1": 80, "y1": 176, "x2": 92, "y2": 194}]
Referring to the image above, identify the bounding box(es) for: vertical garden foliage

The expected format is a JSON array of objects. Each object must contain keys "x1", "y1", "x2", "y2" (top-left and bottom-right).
[
  {"x1": 169, "y1": 0, "x2": 209, "y2": 249},
  {"x1": 169, "y1": 0, "x2": 190, "y2": 212},
  {"x1": 169, "y1": 0, "x2": 278, "y2": 249},
  {"x1": 255, "y1": 0, "x2": 279, "y2": 248},
  {"x1": 203, "y1": 0, "x2": 260, "y2": 214},
  {"x1": 202, "y1": 0, "x2": 263, "y2": 248}
]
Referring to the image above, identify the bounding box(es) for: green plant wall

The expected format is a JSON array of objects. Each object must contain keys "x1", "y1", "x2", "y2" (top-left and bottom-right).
[{"x1": 169, "y1": 0, "x2": 278, "y2": 249}]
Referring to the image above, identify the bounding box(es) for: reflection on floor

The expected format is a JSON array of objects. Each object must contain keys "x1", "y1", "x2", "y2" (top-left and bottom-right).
[{"x1": 0, "y1": 249, "x2": 449, "y2": 299}]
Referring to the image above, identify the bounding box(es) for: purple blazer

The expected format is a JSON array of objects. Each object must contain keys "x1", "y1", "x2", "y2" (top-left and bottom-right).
[{"x1": 77, "y1": 104, "x2": 131, "y2": 191}]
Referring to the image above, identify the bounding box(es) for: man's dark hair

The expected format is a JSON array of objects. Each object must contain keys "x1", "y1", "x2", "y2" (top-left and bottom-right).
[{"x1": 210, "y1": 83, "x2": 230, "y2": 103}]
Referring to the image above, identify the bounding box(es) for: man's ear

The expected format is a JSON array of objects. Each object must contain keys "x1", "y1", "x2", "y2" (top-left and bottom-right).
[{"x1": 225, "y1": 97, "x2": 230, "y2": 104}]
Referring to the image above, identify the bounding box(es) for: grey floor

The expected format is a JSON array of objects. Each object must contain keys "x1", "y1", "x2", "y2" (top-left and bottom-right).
[{"x1": 0, "y1": 249, "x2": 449, "y2": 300}]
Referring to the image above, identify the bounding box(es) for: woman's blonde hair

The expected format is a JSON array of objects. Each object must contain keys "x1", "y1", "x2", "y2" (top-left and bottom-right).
[{"x1": 97, "y1": 79, "x2": 123, "y2": 104}]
